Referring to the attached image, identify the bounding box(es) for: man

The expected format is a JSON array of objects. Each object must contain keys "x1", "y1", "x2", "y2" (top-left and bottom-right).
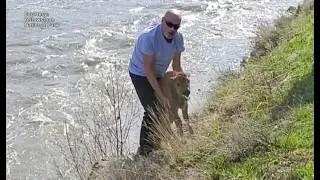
[{"x1": 128, "y1": 9, "x2": 185, "y2": 157}]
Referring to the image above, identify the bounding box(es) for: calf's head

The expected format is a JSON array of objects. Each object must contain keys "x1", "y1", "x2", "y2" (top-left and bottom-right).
[{"x1": 170, "y1": 72, "x2": 190, "y2": 100}]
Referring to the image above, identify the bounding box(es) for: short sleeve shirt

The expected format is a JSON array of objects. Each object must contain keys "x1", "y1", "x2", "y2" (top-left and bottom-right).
[{"x1": 129, "y1": 23, "x2": 185, "y2": 77}]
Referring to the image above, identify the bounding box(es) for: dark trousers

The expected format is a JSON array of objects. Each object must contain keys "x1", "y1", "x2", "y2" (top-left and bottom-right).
[{"x1": 129, "y1": 71, "x2": 162, "y2": 156}]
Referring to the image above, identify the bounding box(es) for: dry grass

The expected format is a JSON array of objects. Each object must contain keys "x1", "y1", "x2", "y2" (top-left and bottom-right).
[
  {"x1": 83, "y1": 103, "x2": 210, "y2": 180},
  {"x1": 217, "y1": 118, "x2": 271, "y2": 162},
  {"x1": 86, "y1": 152, "x2": 175, "y2": 180}
]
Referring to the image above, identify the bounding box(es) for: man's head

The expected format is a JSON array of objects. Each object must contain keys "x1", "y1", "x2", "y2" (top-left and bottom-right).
[{"x1": 161, "y1": 9, "x2": 182, "y2": 39}]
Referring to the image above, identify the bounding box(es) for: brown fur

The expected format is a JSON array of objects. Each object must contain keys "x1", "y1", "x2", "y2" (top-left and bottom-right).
[{"x1": 156, "y1": 71, "x2": 194, "y2": 136}]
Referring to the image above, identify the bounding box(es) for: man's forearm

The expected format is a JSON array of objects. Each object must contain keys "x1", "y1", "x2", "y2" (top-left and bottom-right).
[
  {"x1": 173, "y1": 62, "x2": 182, "y2": 71},
  {"x1": 143, "y1": 54, "x2": 165, "y2": 99},
  {"x1": 145, "y1": 69, "x2": 164, "y2": 98},
  {"x1": 172, "y1": 53, "x2": 183, "y2": 72},
  {"x1": 173, "y1": 66, "x2": 182, "y2": 72}
]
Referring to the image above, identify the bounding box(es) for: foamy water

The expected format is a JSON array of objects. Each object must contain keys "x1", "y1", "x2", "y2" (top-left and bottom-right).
[{"x1": 6, "y1": 0, "x2": 301, "y2": 179}]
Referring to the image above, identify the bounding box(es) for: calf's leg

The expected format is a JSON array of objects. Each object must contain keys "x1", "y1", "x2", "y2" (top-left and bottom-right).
[
  {"x1": 182, "y1": 102, "x2": 194, "y2": 134},
  {"x1": 171, "y1": 106, "x2": 183, "y2": 136}
]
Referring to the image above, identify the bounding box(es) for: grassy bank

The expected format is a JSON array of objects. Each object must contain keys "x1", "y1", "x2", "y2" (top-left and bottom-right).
[
  {"x1": 167, "y1": 1, "x2": 314, "y2": 179},
  {"x1": 85, "y1": 1, "x2": 314, "y2": 179}
]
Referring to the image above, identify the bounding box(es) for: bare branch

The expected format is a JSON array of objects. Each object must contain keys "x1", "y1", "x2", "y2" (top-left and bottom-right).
[{"x1": 51, "y1": 63, "x2": 141, "y2": 179}]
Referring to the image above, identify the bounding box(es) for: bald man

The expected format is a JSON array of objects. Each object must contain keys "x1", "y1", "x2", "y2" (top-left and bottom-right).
[{"x1": 128, "y1": 9, "x2": 185, "y2": 157}]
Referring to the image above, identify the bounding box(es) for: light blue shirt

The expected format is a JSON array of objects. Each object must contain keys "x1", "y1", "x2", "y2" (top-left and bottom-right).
[{"x1": 129, "y1": 23, "x2": 185, "y2": 77}]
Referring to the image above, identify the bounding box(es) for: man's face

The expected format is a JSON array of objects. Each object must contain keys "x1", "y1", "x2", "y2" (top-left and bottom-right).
[{"x1": 162, "y1": 16, "x2": 181, "y2": 39}]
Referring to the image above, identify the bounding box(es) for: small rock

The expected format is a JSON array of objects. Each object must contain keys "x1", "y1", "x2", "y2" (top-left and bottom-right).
[
  {"x1": 287, "y1": 53, "x2": 298, "y2": 61},
  {"x1": 287, "y1": 6, "x2": 297, "y2": 13}
]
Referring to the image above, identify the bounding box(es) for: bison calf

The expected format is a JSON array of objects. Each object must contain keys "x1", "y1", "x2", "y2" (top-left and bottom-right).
[{"x1": 157, "y1": 71, "x2": 194, "y2": 136}]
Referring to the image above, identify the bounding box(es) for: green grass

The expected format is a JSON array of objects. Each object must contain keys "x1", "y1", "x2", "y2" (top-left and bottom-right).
[{"x1": 167, "y1": 2, "x2": 314, "y2": 180}]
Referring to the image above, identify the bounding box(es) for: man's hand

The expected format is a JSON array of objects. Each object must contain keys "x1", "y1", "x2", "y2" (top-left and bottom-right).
[
  {"x1": 172, "y1": 70, "x2": 182, "y2": 76},
  {"x1": 159, "y1": 95, "x2": 170, "y2": 112}
]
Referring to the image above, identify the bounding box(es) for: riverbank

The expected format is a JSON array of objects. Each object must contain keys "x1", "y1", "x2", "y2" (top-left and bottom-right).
[
  {"x1": 87, "y1": 0, "x2": 313, "y2": 179},
  {"x1": 168, "y1": 0, "x2": 314, "y2": 179}
]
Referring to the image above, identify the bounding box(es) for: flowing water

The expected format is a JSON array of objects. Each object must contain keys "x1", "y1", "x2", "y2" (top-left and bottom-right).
[{"x1": 6, "y1": 0, "x2": 301, "y2": 179}]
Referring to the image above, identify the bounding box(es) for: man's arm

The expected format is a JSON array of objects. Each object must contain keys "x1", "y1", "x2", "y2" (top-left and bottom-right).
[
  {"x1": 140, "y1": 34, "x2": 166, "y2": 99},
  {"x1": 143, "y1": 53, "x2": 165, "y2": 98},
  {"x1": 172, "y1": 33, "x2": 185, "y2": 72},
  {"x1": 172, "y1": 52, "x2": 183, "y2": 72}
]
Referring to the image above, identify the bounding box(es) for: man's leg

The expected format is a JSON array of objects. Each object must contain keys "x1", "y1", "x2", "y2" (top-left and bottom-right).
[{"x1": 129, "y1": 72, "x2": 161, "y2": 156}]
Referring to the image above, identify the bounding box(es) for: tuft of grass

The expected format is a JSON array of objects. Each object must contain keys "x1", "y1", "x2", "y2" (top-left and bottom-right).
[
  {"x1": 291, "y1": 159, "x2": 314, "y2": 179},
  {"x1": 276, "y1": 104, "x2": 314, "y2": 150},
  {"x1": 87, "y1": 152, "x2": 177, "y2": 180}
]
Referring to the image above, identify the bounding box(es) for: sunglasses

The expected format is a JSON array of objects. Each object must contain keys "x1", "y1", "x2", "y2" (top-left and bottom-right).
[{"x1": 164, "y1": 19, "x2": 180, "y2": 30}]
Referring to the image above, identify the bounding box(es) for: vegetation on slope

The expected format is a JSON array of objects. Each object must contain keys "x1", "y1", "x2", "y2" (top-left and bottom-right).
[{"x1": 168, "y1": 1, "x2": 314, "y2": 179}]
